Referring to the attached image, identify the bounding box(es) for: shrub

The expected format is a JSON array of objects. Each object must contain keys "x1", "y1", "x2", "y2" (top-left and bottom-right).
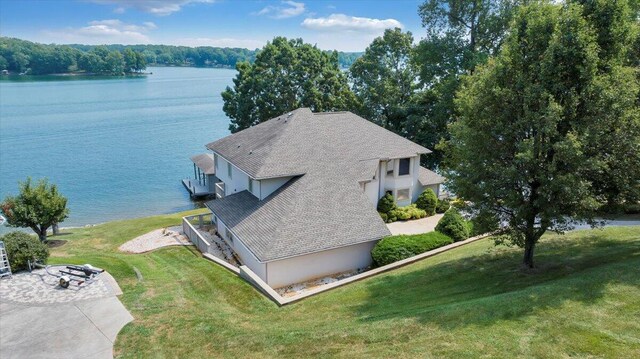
[
  {"x1": 379, "y1": 212, "x2": 388, "y2": 222},
  {"x1": 436, "y1": 198, "x2": 450, "y2": 213},
  {"x1": 372, "y1": 231, "x2": 454, "y2": 266},
  {"x1": 435, "y1": 208, "x2": 470, "y2": 242},
  {"x1": 415, "y1": 189, "x2": 438, "y2": 215},
  {"x1": 1, "y1": 231, "x2": 49, "y2": 271},
  {"x1": 377, "y1": 192, "x2": 396, "y2": 214},
  {"x1": 387, "y1": 205, "x2": 427, "y2": 222}
]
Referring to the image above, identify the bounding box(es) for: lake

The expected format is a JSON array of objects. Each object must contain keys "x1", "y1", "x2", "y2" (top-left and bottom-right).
[{"x1": 0, "y1": 67, "x2": 235, "y2": 228}]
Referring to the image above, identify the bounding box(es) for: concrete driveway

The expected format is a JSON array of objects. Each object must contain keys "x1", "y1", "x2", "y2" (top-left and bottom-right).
[
  {"x1": 0, "y1": 268, "x2": 133, "y2": 359},
  {"x1": 386, "y1": 213, "x2": 444, "y2": 236}
]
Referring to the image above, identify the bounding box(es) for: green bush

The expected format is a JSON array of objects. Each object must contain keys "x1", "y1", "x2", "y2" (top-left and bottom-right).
[
  {"x1": 371, "y1": 231, "x2": 454, "y2": 266},
  {"x1": 415, "y1": 189, "x2": 438, "y2": 215},
  {"x1": 379, "y1": 212, "x2": 388, "y2": 222},
  {"x1": 387, "y1": 205, "x2": 427, "y2": 222},
  {"x1": 377, "y1": 192, "x2": 396, "y2": 214},
  {"x1": 1, "y1": 231, "x2": 49, "y2": 271},
  {"x1": 436, "y1": 198, "x2": 450, "y2": 213},
  {"x1": 435, "y1": 208, "x2": 470, "y2": 242}
]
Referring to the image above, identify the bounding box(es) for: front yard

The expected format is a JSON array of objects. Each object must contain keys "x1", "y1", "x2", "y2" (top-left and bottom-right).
[{"x1": 47, "y1": 210, "x2": 640, "y2": 358}]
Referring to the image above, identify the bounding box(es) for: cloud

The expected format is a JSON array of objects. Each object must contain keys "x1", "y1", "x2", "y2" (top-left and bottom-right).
[
  {"x1": 88, "y1": 0, "x2": 215, "y2": 16},
  {"x1": 42, "y1": 19, "x2": 157, "y2": 44},
  {"x1": 301, "y1": 14, "x2": 402, "y2": 33},
  {"x1": 255, "y1": 1, "x2": 305, "y2": 19}
]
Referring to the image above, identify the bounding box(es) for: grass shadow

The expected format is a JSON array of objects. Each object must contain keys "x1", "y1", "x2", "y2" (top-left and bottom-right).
[{"x1": 353, "y1": 228, "x2": 640, "y2": 330}]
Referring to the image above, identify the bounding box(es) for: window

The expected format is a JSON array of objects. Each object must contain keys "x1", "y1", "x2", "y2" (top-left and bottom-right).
[
  {"x1": 386, "y1": 160, "x2": 394, "y2": 175},
  {"x1": 227, "y1": 162, "x2": 232, "y2": 179},
  {"x1": 248, "y1": 178, "x2": 253, "y2": 193},
  {"x1": 398, "y1": 158, "x2": 411, "y2": 176},
  {"x1": 396, "y1": 189, "x2": 410, "y2": 201}
]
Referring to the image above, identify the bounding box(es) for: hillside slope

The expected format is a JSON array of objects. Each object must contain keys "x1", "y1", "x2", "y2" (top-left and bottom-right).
[{"x1": 45, "y1": 212, "x2": 640, "y2": 358}]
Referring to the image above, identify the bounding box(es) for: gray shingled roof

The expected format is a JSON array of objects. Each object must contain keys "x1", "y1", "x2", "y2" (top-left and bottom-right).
[
  {"x1": 205, "y1": 108, "x2": 433, "y2": 262},
  {"x1": 418, "y1": 166, "x2": 445, "y2": 186},
  {"x1": 206, "y1": 108, "x2": 430, "y2": 179},
  {"x1": 190, "y1": 154, "x2": 215, "y2": 175}
]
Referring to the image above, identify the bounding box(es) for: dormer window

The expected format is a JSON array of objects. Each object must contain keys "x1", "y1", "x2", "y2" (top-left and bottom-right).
[{"x1": 398, "y1": 158, "x2": 411, "y2": 176}]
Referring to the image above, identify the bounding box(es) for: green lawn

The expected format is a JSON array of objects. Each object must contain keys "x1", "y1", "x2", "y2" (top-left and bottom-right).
[{"x1": 48, "y1": 210, "x2": 640, "y2": 358}]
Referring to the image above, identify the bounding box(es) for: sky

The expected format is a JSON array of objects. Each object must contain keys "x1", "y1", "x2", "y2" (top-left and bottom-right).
[{"x1": 0, "y1": 0, "x2": 426, "y2": 51}]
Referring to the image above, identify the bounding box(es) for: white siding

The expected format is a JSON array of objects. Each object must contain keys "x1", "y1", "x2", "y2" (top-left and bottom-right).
[
  {"x1": 214, "y1": 215, "x2": 266, "y2": 279},
  {"x1": 384, "y1": 156, "x2": 421, "y2": 207},
  {"x1": 363, "y1": 177, "x2": 380, "y2": 206},
  {"x1": 265, "y1": 241, "x2": 378, "y2": 288},
  {"x1": 259, "y1": 176, "x2": 293, "y2": 200},
  {"x1": 214, "y1": 153, "x2": 251, "y2": 197}
]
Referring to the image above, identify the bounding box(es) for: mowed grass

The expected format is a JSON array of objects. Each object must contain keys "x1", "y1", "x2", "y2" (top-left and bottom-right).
[{"x1": 48, "y1": 210, "x2": 640, "y2": 358}]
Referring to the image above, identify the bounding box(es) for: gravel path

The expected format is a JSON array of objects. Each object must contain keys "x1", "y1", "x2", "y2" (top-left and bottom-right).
[{"x1": 118, "y1": 226, "x2": 192, "y2": 253}]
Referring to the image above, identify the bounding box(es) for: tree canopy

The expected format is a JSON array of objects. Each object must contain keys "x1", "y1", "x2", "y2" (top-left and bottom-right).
[
  {"x1": 222, "y1": 37, "x2": 357, "y2": 133},
  {"x1": 443, "y1": 0, "x2": 640, "y2": 268},
  {"x1": 410, "y1": 0, "x2": 520, "y2": 166},
  {"x1": 1, "y1": 178, "x2": 69, "y2": 242},
  {"x1": 350, "y1": 28, "x2": 420, "y2": 136}
]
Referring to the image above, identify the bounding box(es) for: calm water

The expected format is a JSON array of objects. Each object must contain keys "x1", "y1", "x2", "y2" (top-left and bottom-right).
[{"x1": 0, "y1": 67, "x2": 234, "y2": 227}]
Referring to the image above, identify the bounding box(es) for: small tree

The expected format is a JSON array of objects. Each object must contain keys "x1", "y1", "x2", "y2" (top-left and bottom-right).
[
  {"x1": 377, "y1": 192, "x2": 397, "y2": 214},
  {"x1": 415, "y1": 188, "x2": 438, "y2": 215},
  {"x1": 1, "y1": 178, "x2": 69, "y2": 242}
]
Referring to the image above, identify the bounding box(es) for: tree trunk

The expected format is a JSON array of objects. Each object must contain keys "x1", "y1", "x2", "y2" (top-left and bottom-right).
[
  {"x1": 523, "y1": 239, "x2": 536, "y2": 268},
  {"x1": 52, "y1": 223, "x2": 59, "y2": 235},
  {"x1": 38, "y1": 227, "x2": 48, "y2": 242}
]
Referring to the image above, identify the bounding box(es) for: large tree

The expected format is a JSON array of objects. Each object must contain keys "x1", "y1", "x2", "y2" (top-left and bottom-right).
[
  {"x1": 1, "y1": 178, "x2": 69, "y2": 242},
  {"x1": 413, "y1": 0, "x2": 520, "y2": 166},
  {"x1": 443, "y1": 0, "x2": 640, "y2": 268},
  {"x1": 222, "y1": 37, "x2": 356, "y2": 133},
  {"x1": 349, "y1": 28, "x2": 419, "y2": 135}
]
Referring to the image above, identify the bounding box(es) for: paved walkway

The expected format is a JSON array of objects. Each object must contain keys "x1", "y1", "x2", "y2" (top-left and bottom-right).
[
  {"x1": 0, "y1": 268, "x2": 133, "y2": 359},
  {"x1": 386, "y1": 213, "x2": 444, "y2": 236}
]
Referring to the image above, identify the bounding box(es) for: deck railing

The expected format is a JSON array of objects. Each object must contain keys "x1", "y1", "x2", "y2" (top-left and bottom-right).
[{"x1": 182, "y1": 214, "x2": 212, "y2": 253}]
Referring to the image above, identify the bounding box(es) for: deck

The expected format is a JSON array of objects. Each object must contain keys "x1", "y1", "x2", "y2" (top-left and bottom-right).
[{"x1": 182, "y1": 178, "x2": 214, "y2": 197}]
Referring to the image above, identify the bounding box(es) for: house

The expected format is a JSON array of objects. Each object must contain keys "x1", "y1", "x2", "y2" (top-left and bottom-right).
[{"x1": 200, "y1": 108, "x2": 444, "y2": 288}]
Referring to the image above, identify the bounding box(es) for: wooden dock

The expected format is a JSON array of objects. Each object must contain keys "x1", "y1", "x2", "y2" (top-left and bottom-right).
[{"x1": 182, "y1": 178, "x2": 214, "y2": 197}]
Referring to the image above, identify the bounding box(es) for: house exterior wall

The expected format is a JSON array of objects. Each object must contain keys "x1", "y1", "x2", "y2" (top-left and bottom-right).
[
  {"x1": 265, "y1": 240, "x2": 378, "y2": 288},
  {"x1": 213, "y1": 214, "x2": 267, "y2": 279},
  {"x1": 363, "y1": 175, "x2": 380, "y2": 206},
  {"x1": 383, "y1": 156, "x2": 421, "y2": 207},
  {"x1": 259, "y1": 176, "x2": 293, "y2": 200},
  {"x1": 214, "y1": 153, "x2": 251, "y2": 197}
]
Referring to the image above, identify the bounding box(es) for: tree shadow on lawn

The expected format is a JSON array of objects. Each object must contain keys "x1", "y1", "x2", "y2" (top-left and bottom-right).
[{"x1": 353, "y1": 230, "x2": 640, "y2": 329}]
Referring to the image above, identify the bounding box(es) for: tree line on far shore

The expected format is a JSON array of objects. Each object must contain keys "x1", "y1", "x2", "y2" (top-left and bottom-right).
[
  {"x1": 0, "y1": 37, "x2": 361, "y2": 76},
  {"x1": 0, "y1": 37, "x2": 147, "y2": 75}
]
